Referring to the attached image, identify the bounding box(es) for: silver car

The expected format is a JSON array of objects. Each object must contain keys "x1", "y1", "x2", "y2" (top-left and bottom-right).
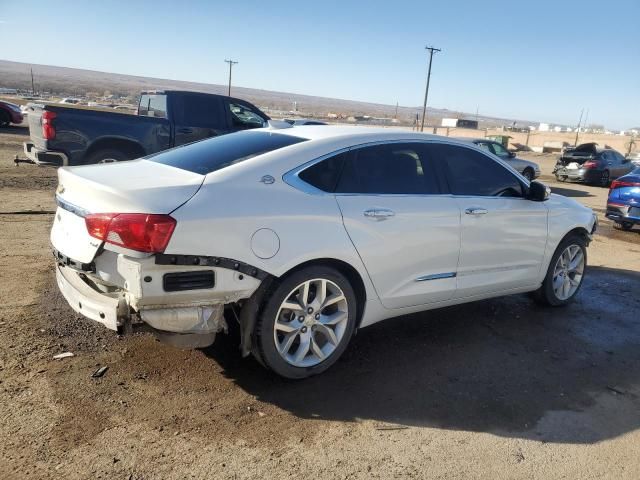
[{"x1": 468, "y1": 139, "x2": 541, "y2": 181}]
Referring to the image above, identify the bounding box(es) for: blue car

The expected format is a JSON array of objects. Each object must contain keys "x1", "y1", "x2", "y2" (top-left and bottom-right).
[{"x1": 606, "y1": 167, "x2": 640, "y2": 230}]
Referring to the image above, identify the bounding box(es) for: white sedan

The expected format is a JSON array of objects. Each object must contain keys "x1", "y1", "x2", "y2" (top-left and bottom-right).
[{"x1": 51, "y1": 125, "x2": 597, "y2": 379}]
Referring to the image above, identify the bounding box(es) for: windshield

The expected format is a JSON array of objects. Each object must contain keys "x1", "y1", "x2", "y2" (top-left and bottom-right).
[{"x1": 148, "y1": 130, "x2": 307, "y2": 175}]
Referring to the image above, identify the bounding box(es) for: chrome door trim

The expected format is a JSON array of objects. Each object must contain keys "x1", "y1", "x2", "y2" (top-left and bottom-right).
[{"x1": 415, "y1": 272, "x2": 457, "y2": 282}]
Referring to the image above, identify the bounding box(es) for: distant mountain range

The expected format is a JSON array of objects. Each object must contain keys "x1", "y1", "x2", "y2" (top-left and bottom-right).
[{"x1": 0, "y1": 59, "x2": 534, "y2": 127}]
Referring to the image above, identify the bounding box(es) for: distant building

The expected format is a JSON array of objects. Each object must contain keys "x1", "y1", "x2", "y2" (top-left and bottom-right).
[
  {"x1": 538, "y1": 123, "x2": 550, "y2": 132},
  {"x1": 440, "y1": 118, "x2": 478, "y2": 129},
  {"x1": 0, "y1": 87, "x2": 18, "y2": 94}
]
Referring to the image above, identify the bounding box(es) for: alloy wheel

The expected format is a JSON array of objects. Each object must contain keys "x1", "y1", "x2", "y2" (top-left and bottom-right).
[
  {"x1": 273, "y1": 278, "x2": 349, "y2": 368},
  {"x1": 600, "y1": 170, "x2": 610, "y2": 187},
  {"x1": 552, "y1": 244, "x2": 585, "y2": 301}
]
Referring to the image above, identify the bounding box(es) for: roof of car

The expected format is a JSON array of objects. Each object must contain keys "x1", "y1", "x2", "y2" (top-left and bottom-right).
[{"x1": 267, "y1": 125, "x2": 453, "y2": 143}]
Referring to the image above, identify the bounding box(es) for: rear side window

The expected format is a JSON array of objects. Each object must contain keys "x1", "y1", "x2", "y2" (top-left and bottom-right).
[
  {"x1": 175, "y1": 94, "x2": 226, "y2": 129},
  {"x1": 335, "y1": 143, "x2": 439, "y2": 194},
  {"x1": 138, "y1": 94, "x2": 167, "y2": 118},
  {"x1": 298, "y1": 152, "x2": 348, "y2": 192},
  {"x1": 148, "y1": 131, "x2": 306, "y2": 175},
  {"x1": 429, "y1": 144, "x2": 523, "y2": 197}
]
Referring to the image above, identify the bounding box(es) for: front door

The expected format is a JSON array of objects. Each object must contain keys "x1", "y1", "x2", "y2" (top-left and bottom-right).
[
  {"x1": 429, "y1": 142, "x2": 548, "y2": 298},
  {"x1": 335, "y1": 142, "x2": 461, "y2": 309}
]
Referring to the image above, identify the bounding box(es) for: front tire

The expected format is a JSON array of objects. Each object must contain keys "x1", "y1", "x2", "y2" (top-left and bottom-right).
[
  {"x1": 523, "y1": 168, "x2": 534, "y2": 181},
  {"x1": 0, "y1": 110, "x2": 10, "y2": 127},
  {"x1": 533, "y1": 234, "x2": 587, "y2": 306},
  {"x1": 254, "y1": 266, "x2": 357, "y2": 379}
]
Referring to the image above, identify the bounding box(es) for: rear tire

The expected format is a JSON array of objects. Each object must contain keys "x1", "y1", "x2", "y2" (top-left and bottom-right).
[
  {"x1": 618, "y1": 222, "x2": 634, "y2": 231},
  {"x1": 0, "y1": 110, "x2": 10, "y2": 127},
  {"x1": 556, "y1": 174, "x2": 567, "y2": 182},
  {"x1": 532, "y1": 234, "x2": 587, "y2": 307},
  {"x1": 254, "y1": 266, "x2": 357, "y2": 379},
  {"x1": 84, "y1": 148, "x2": 131, "y2": 164}
]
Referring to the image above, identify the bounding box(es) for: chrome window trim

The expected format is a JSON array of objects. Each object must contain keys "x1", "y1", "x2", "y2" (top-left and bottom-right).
[{"x1": 282, "y1": 137, "x2": 530, "y2": 197}]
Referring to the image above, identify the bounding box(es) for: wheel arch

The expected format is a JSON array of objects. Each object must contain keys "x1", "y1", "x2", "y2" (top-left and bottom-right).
[
  {"x1": 238, "y1": 257, "x2": 368, "y2": 359},
  {"x1": 84, "y1": 137, "x2": 146, "y2": 161}
]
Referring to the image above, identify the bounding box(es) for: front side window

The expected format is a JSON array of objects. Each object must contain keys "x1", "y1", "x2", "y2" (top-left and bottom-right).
[
  {"x1": 476, "y1": 142, "x2": 492, "y2": 153},
  {"x1": 228, "y1": 102, "x2": 266, "y2": 128},
  {"x1": 149, "y1": 131, "x2": 306, "y2": 175},
  {"x1": 335, "y1": 143, "x2": 439, "y2": 194},
  {"x1": 430, "y1": 144, "x2": 523, "y2": 197}
]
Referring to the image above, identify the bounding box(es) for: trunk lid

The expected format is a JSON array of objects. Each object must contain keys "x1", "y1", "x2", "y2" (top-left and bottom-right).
[{"x1": 52, "y1": 160, "x2": 204, "y2": 263}]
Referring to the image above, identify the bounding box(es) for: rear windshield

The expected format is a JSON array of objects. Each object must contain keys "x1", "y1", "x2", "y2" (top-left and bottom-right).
[{"x1": 148, "y1": 130, "x2": 307, "y2": 175}]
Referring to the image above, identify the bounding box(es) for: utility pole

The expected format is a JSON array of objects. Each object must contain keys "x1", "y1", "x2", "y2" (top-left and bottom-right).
[
  {"x1": 30, "y1": 68, "x2": 35, "y2": 95},
  {"x1": 224, "y1": 59, "x2": 238, "y2": 96},
  {"x1": 574, "y1": 108, "x2": 584, "y2": 146},
  {"x1": 420, "y1": 46, "x2": 441, "y2": 132}
]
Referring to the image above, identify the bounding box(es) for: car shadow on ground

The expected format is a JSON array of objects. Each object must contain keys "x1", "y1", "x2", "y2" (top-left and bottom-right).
[
  {"x1": 549, "y1": 185, "x2": 596, "y2": 198},
  {"x1": 204, "y1": 266, "x2": 640, "y2": 444}
]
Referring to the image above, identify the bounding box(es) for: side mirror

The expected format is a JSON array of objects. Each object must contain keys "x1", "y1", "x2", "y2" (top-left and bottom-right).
[
  {"x1": 508, "y1": 151, "x2": 516, "y2": 158},
  {"x1": 527, "y1": 180, "x2": 550, "y2": 201}
]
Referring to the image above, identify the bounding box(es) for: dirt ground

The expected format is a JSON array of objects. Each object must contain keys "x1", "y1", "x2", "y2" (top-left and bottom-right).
[{"x1": 1, "y1": 126, "x2": 639, "y2": 479}]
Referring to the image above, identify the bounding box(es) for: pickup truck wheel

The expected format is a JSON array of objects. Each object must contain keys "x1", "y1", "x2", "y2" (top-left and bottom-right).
[
  {"x1": 85, "y1": 148, "x2": 131, "y2": 164},
  {"x1": 532, "y1": 234, "x2": 587, "y2": 307},
  {"x1": 255, "y1": 266, "x2": 357, "y2": 379}
]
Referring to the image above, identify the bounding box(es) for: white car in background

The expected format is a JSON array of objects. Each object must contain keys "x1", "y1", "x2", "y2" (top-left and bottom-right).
[{"x1": 51, "y1": 125, "x2": 597, "y2": 379}]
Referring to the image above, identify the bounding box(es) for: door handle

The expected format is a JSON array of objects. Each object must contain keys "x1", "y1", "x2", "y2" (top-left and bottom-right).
[
  {"x1": 177, "y1": 127, "x2": 194, "y2": 134},
  {"x1": 465, "y1": 207, "x2": 488, "y2": 215},
  {"x1": 364, "y1": 208, "x2": 395, "y2": 220}
]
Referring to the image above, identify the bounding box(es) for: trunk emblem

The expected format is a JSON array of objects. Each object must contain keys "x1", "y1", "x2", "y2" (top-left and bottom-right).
[{"x1": 260, "y1": 175, "x2": 275, "y2": 185}]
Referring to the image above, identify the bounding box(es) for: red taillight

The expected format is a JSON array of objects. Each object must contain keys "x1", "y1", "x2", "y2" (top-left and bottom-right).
[
  {"x1": 583, "y1": 161, "x2": 597, "y2": 169},
  {"x1": 609, "y1": 179, "x2": 640, "y2": 195},
  {"x1": 42, "y1": 111, "x2": 57, "y2": 140},
  {"x1": 85, "y1": 213, "x2": 176, "y2": 253}
]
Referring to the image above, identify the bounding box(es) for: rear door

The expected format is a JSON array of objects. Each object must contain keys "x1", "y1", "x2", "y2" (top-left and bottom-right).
[
  {"x1": 172, "y1": 93, "x2": 228, "y2": 146},
  {"x1": 430, "y1": 143, "x2": 548, "y2": 298},
  {"x1": 334, "y1": 142, "x2": 461, "y2": 309}
]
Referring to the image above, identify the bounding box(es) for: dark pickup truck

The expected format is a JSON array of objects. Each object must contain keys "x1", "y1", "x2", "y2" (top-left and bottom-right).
[{"x1": 23, "y1": 90, "x2": 270, "y2": 166}]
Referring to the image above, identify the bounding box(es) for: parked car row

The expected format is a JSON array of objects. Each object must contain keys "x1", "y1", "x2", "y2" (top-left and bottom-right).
[{"x1": 553, "y1": 142, "x2": 635, "y2": 186}]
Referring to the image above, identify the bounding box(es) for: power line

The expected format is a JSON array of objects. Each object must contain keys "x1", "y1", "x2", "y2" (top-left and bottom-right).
[
  {"x1": 420, "y1": 46, "x2": 441, "y2": 132},
  {"x1": 224, "y1": 59, "x2": 238, "y2": 96}
]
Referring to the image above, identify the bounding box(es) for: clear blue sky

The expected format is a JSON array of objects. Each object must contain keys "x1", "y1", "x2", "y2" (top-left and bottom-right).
[{"x1": 1, "y1": 0, "x2": 638, "y2": 129}]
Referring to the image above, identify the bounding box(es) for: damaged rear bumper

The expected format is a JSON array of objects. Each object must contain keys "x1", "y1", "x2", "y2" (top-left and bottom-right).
[{"x1": 54, "y1": 254, "x2": 260, "y2": 347}]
